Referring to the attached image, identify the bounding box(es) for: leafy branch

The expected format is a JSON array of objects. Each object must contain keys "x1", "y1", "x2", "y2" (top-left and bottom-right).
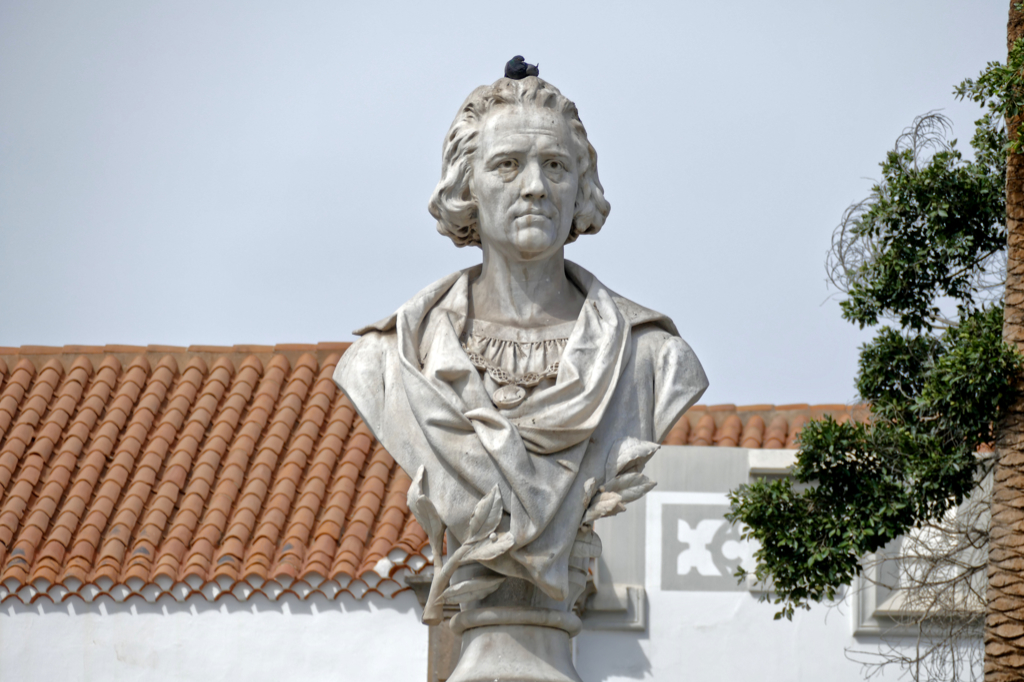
[
  {"x1": 955, "y1": 37, "x2": 1024, "y2": 152},
  {"x1": 583, "y1": 438, "x2": 659, "y2": 525},
  {"x1": 407, "y1": 466, "x2": 514, "y2": 625},
  {"x1": 406, "y1": 439, "x2": 662, "y2": 624},
  {"x1": 728, "y1": 98, "x2": 1022, "y2": 622}
]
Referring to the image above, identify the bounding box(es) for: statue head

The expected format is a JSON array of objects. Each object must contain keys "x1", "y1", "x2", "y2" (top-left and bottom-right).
[{"x1": 428, "y1": 77, "x2": 611, "y2": 249}]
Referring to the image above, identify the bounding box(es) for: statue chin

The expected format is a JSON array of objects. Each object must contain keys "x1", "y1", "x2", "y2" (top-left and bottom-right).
[{"x1": 509, "y1": 219, "x2": 567, "y2": 261}]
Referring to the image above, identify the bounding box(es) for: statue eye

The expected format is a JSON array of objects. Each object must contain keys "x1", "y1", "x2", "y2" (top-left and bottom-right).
[
  {"x1": 546, "y1": 160, "x2": 565, "y2": 172},
  {"x1": 498, "y1": 159, "x2": 518, "y2": 172}
]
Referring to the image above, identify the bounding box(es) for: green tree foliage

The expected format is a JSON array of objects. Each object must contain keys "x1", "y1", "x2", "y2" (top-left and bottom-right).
[
  {"x1": 955, "y1": 36, "x2": 1024, "y2": 152},
  {"x1": 727, "y1": 92, "x2": 1023, "y2": 620},
  {"x1": 839, "y1": 115, "x2": 1005, "y2": 331}
]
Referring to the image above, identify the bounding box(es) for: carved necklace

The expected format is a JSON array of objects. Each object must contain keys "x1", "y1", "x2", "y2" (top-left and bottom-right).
[{"x1": 462, "y1": 346, "x2": 560, "y2": 409}]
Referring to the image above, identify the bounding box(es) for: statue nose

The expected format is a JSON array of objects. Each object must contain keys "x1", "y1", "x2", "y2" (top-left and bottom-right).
[{"x1": 520, "y1": 162, "x2": 546, "y2": 200}]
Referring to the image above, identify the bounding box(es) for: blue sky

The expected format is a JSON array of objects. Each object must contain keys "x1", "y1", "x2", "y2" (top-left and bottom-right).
[{"x1": 0, "y1": 0, "x2": 1009, "y2": 405}]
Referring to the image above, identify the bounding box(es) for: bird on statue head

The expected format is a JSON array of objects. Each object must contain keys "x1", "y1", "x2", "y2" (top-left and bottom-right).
[{"x1": 504, "y1": 55, "x2": 540, "y2": 80}]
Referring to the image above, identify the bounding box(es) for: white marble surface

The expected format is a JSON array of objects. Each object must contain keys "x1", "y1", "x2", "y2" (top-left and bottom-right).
[{"x1": 334, "y1": 76, "x2": 707, "y2": 681}]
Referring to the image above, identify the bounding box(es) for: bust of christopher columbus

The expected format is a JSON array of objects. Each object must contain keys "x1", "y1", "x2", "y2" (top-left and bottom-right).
[{"x1": 334, "y1": 74, "x2": 707, "y2": 682}]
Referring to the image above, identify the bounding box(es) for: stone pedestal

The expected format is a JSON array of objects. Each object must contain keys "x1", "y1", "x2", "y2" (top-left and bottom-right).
[
  {"x1": 405, "y1": 573, "x2": 462, "y2": 682},
  {"x1": 448, "y1": 607, "x2": 583, "y2": 682},
  {"x1": 442, "y1": 537, "x2": 593, "y2": 682}
]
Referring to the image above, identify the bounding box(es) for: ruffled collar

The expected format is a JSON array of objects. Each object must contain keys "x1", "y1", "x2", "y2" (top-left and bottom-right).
[{"x1": 395, "y1": 261, "x2": 631, "y2": 455}]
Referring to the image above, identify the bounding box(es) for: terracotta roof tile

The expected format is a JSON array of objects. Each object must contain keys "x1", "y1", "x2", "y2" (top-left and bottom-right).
[
  {"x1": 740, "y1": 415, "x2": 766, "y2": 448},
  {"x1": 689, "y1": 413, "x2": 715, "y2": 446},
  {"x1": 0, "y1": 344, "x2": 863, "y2": 604},
  {"x1": 713, "y1": 414, "x2": 742, "y2": 447},
  {"x1": 764, "y1": 415, "x2": 790, "y2": 449},
  {"x1": 786, "y1": 415, "x2": 808, "y2": 449},
  {"x1": 662, "y1": 415, "x2": 690, "y2": 446}
]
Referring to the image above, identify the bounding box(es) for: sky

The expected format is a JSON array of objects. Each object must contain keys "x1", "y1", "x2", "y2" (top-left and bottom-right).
[{"x1": 0, "y1": 0, "x2": 1010, "y2": 406}]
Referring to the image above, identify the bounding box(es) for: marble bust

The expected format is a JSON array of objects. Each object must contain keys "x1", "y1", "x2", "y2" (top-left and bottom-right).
[{"x1": 334, "y1": 75, "x2": 707, "y2": 681}]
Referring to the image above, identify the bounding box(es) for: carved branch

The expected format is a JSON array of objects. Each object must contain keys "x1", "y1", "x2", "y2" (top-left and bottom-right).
[{"x1": 407, "y1": 471, "x2": 512, "y2": 624}]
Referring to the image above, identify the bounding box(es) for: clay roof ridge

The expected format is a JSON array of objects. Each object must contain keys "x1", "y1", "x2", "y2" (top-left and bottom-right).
[
  {"x1": 150, "y1": 356, "x2": 261, "y2": 583},
  {"x1": 358, "y1": 464, "x2": 412, "y2": 580},
  {"x1": 92, "y1": 357, "x2": 206, "y2": 583},
  {"x1": 713, "y1": 414, "x2": 742, "y2": 447},
  {"x1": 82, "y1": 356, "x2": 181, "y2": 582},
  {"x1": 300, "y1": 418, "x2": 375, "y2": 579},
  {"x1": 0, "y1": 358, "x2": 90, "y2": 577},
  {"x1": 740, "y1": 415, "x2": 766, "y2": 448},
  {"x1": 248, "y1": 357, "x2": 339, "y2": 581},
  {"x1": 689, "y1": 413, "x2": 715, "y2": 446},
  {"x1": 786, "y1": 415, "x2": 808, "y2": 449},
  {"x1": 235, "y1": 352, "x2": 327, "y2": 581},
  {"x1": 123, "y1": 358, "x2": 233, "y2": 583},
  {"x1": 0, "y1": 359, "x2": 35, "y2": 444},
  {"x1": 763, "y1": 415, "x2": 789, "y2": 449},
  {"x1": 3, "y1": 357, "x2": 118, "y2": 584},
  {"x1": 274, "y1": 382, "x2": 355, "y2": 582},
  {"x1": 180, "y1": 355, "x2": 289, "y2": 582},
  {"x1": 41, "y1": 356, "x2": 150, "y2": 584},
  {"x1": 685, "y1": 402, "x2": 863, "y2": 412},
  {"x1": 331, "y1": 441, "x2": 395, "y2": 581},
  {"x1": 0, "y1": 360, "x2": 62, "y2": 498},
  {"x1": 62, "y1": 356, "x2": 176, "y2": 584},
  {"x1": 211, "y1": 355, "x2": 317, "y2": 583}
]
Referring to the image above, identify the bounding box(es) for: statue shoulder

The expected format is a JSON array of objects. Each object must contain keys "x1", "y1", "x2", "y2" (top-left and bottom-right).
[
  {"x1": 332, "y1": 330, "x2": 398, "y2": 435},
  {"x1": 610, "y1": 292, "x2": 680, "y2": 336},
  {"x1": 629, "y1": 321, "x2": 708, "y2": 441},
  {"x1": 353, "y1": 312, "x2": 397, "y2": 336}
]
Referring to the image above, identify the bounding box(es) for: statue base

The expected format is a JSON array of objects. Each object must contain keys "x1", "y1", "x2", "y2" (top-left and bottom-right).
[
  {"x1": 447, "y1": 607, "x2": 583, "y2": 682},
  {"x1": 438, "y1": 530, "x2": 597, "y2": 682}
]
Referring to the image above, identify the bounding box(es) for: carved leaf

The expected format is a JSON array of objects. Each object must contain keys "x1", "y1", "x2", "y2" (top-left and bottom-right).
[
  {"x1": 407, "y1": 466, "x2": 445, "y2": 558},
  {"x1": 607, "y1": 438, "x2": 660, "y2": 482},
  {"x1": 582, "y1": 492, "x2": 626, "y2": 525},
  {"x1": 462, "y1": 531, "x2": 515, "y2": 562},
  {"x1": 440, "y1": 576, "x2": 506, "y2": 604},
  {"x1": 602, "y1": 472, "x2": 656, "y2": 504},
  {"x1": 601, "y1": 472, "x2": 647, "y2": 493},
  {"x1": 621, "y1": 479, "x2": 657, "y2": 503},
  {"x1": 465, "y1": 484, "x2": 504, "y2": 544}
]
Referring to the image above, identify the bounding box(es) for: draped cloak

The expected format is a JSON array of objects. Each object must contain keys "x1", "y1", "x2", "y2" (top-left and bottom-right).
[{"x1": 333, "y1": 261, "x2": 708, "y2": 600}]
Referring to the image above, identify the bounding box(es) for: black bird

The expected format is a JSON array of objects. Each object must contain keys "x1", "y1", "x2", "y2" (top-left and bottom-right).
[{"x1": 505, "y1": 55, "x2": 539, "y2": 80}]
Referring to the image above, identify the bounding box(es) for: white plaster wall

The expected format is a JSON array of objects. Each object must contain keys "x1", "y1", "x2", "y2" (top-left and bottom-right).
[
  {"x1": 571, "y1": 447, "x2": 910, "y2": 682},
  {"x1": 575, "y1": 592, "x2": 899, "y2": 682},
  {"x1": 0, "y1": 591, "x2": 426, "y2": 682}
]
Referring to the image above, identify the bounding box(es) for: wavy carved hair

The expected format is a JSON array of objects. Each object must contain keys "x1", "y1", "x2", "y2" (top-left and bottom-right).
[{"x1": 428, "y1": 77, "x2": 611, "y2": 248}]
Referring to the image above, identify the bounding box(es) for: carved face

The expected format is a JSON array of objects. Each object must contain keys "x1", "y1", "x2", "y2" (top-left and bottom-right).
[{"x1": 469, "y1": 105, "x2": 580, "y2": 262}]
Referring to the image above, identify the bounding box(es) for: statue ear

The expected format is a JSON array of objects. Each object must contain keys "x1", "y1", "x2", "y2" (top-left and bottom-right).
[{"x1": 570, "y1": 186, "x2": 591, "y2": 237}]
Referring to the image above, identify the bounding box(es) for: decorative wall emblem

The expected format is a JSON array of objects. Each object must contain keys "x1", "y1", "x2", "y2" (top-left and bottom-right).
[{"x1": 646, "y1": 492, "x2": 756, "y2": 592}]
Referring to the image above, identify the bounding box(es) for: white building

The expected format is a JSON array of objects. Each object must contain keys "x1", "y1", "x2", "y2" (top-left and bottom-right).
[{"x1": 0, "y1": 345, "x2": 914, "y2": 681}]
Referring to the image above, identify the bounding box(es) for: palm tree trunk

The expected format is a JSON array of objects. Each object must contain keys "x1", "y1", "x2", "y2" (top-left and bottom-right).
[{"x1": 987, "y1": 4, "x2": 1024, "y2": 680}]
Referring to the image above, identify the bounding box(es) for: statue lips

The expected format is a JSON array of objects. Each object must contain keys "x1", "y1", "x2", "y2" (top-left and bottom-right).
[
  {"x1": 513, "y1": 213, "x2": 553, "y2": 228},
  {"x1": 511, "y1": 207, "x2": 556, "y2": 229}
]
